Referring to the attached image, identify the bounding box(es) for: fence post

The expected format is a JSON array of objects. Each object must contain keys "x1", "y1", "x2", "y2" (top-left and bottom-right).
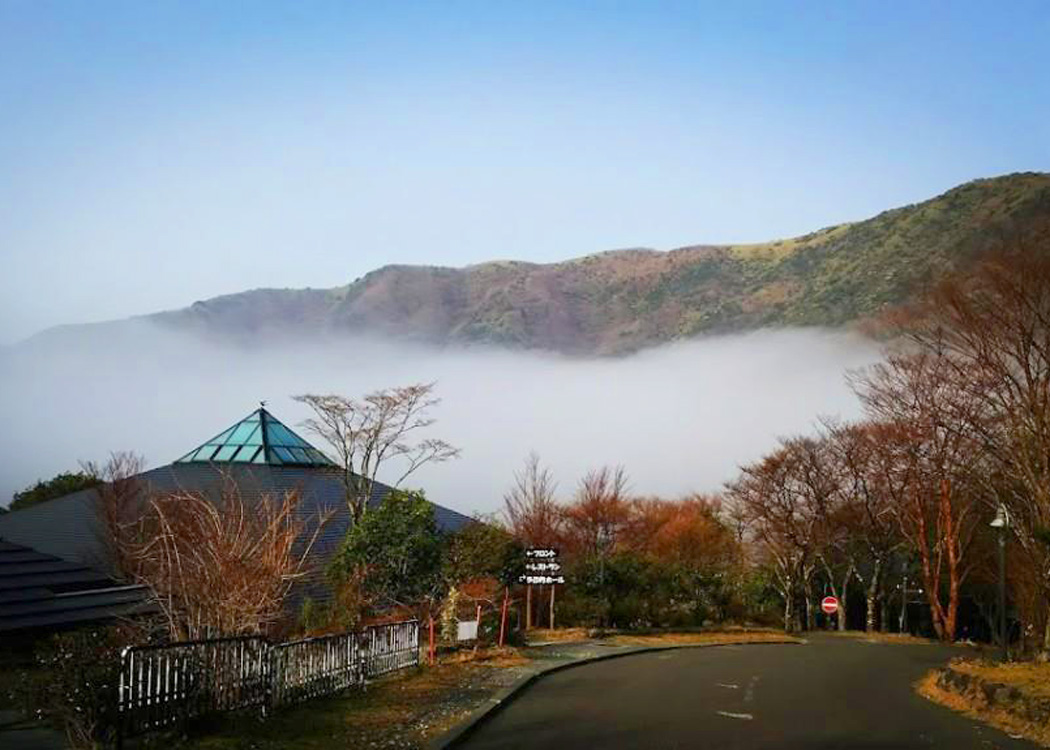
[
  {"x1": 262, "y1": 640, "x2": 273, "y2": 719},
  {"x1": 115, "y1": 646, "x2": 129, "y2": 750}
]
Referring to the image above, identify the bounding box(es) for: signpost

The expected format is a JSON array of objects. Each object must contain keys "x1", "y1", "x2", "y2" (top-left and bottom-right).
[
  {"x1": 519, "y1": 548, "x2": 566, "y2": 585},
  {"x1": 821, "y1": 596, "x2": 839, "y2": 616},
  {"x1": 521, "y1": 549, "x2": 564, "y2": 629}
]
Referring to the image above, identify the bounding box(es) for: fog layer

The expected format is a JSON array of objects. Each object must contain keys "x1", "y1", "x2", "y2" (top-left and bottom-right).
[{"x1": 0, "y1": 327, "x2": 881, "y2": 514}]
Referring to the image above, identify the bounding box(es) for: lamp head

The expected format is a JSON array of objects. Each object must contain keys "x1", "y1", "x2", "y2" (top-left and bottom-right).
[{"x1": 990, "y1": 504, "x2": 1011, "y2": 529}]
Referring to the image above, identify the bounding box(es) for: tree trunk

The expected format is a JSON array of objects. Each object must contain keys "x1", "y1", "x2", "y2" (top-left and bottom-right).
[
  {"x1": 803, "y1": 580, "x2": 815, "y2": 631},
  {"x1": 783, "y1": 578, "x2": 795, "y2": 634},
  {"x1": 838, "y1": 563, "x2": 853, "y2": 632},
  {"x1": 865, "y1": 559, "x2": 881, "y2": 632}
]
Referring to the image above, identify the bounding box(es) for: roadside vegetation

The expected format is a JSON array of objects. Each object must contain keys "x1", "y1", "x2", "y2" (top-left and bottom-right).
[
  {"x1": 155, "y1": 649, "x2": 530, "y2": 750},
  {"x1": 918, "y1": 658, "x2": 1050, "y2": 747}
]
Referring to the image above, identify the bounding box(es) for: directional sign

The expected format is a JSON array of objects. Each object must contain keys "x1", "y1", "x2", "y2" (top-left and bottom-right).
[
  {"x1": 519, "y1": 574, "x2": 566, "y2": 585},
  {"x1": 821, "y1": 596, "x2": 839, "y2": 615},
  {"x1": 525, "y1": 548, "x2": 558, "y2": 559},
  {"x1": 521, "y1": 548, "x2": 565, "y2": 585}
]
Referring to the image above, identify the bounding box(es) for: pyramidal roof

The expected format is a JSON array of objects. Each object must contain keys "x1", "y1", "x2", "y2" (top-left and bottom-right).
[{"x1": 175, "y1": 407, "x2": 334, "y2": 467}]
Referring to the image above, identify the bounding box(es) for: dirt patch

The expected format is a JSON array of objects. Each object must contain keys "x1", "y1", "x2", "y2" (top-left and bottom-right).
[{"x1": 917, "y1": 659, "x2": 1050, "y2": 748}]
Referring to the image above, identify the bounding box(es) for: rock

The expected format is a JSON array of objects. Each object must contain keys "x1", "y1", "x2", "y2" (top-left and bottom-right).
[{"x1": 992, "y1": 686, "x2": 1017, "y2": 704}]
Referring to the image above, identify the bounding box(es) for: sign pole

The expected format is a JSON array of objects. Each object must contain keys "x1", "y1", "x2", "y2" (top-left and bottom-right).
[
  {"x1": 550, "y1": 584, "x2": 555, "y2": 630},
  {"x1": 498, "y1": 587, "x2": 508, "y2": 647},
  {"x1": 526, "y1": 584, "x2": 532, "y2": 630}
]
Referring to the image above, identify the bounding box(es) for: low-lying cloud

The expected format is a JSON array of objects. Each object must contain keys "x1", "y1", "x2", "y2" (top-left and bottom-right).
[{"x1": 0, "y1": 326, "x2": 882, "y2": 515}]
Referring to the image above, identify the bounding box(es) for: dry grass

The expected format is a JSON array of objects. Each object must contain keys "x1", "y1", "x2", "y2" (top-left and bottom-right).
[
  {"x1": 525, "y1": 628, "x2": 592, "y2": 643},
  {"x1": 917, "y1": 670, "x2": 1050, "y2": 748},
  {"x1": 950, "y1": 659, "x2": 1050, "y2": 701},
  {"x1": 608, "y1": 630, "x2": 801, "y2": 647},
  {"x1": 437, "y1": 646, "x2": 530, "y2": 669},
  {"x1": 826, "y1": 631, "x2": 938, "y2": 646}
]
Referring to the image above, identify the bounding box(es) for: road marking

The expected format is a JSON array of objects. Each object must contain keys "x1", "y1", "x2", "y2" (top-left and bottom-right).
[
  {"x1": 716, "y1": 711, "x2": 754, "y2": 721},
  {"x1": 744, "y1": 675, "x2": 759, "y2": 703},
  {"x1": 716, "y1": 683, "x2": 739, "y2": 689}
]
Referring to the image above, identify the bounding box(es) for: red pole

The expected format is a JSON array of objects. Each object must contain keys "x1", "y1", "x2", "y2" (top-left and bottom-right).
[
  {"x1": 476, "y1": 603, "x2": 482, "y2": 637},
  {"x1": 498, "y1": 587, "x2": 509, "y2": 647},
  {"x1": 428, "y1": 615, "x2": 436, "y2": 665}
]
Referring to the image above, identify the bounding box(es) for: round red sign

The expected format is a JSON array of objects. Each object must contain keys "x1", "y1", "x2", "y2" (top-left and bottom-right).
[{"x1": 821, "y1": 596, "x2": 839, "y2": 615}]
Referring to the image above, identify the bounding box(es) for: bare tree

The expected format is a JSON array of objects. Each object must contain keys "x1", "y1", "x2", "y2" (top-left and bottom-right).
[
  {"x1": 891, "y1": 247, "x2": 1050, "y2": 649},
  {"x1": 83, "y1": 451, "x2": 146, "y2": 581},
  {"x1": 503, "y1": 452, "x2": 561, "y2": 548},
  {"x1": 561, "y1": 466, "x2": 631, "y2": 557},
  {"x1": 295, "y1": 383, "x2": 460, "y2": 526},
  {"x1": 852, "y1": 350, "x2": 986, "y2": 642},
  {"x1": 824, "y1": 420, "x2": 904, "y2": 632},
  {"x1": 502, "y1": 453, "x2": 560, "y2": 629},
  {"x1": 726, "y1": 443, "x2": 821, "y2": 633},
  {"x1": 117, "y1": 477, "x2": 330, "y2": 640}
]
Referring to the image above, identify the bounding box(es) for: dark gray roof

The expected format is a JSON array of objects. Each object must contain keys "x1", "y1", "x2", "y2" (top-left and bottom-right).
[
  {"x1": 135, "y1": 463, "x2": 474, "y2": 566},
  {"x1": 0, "y1": 486, "x2": 110, "y2": 572},
  {"x1": 0, "y1": 464, "x2": 473, "y2": 600},
  {"x1": 0, "y1": 540, "x2": 153, "y2": 632}
]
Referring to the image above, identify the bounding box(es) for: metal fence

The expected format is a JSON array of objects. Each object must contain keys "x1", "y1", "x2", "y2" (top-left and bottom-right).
[{"x1": 118, "y1": 620, "x2": 419, "y2": 739}]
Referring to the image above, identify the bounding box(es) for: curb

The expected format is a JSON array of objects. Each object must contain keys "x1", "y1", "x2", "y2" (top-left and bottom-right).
[{"x1": 426, "y1": 639, "x2": 801, "y2": 750}]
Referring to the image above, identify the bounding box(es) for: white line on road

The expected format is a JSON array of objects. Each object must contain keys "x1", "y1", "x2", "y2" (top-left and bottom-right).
[
  {"x1": 716, "y1": 683, "x2": 739, "y2": 689},
  {"x1": 744, "y1": 675, "x2": 759, "y2": 703},
  {"x1": 716, "y1": 711, "x2": 754, "y2": 721}
]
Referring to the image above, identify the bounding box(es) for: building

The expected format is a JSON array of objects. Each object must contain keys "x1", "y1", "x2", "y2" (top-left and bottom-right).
[{"x1": 0, "y1": 406, "x2": 473, "y2": 629}]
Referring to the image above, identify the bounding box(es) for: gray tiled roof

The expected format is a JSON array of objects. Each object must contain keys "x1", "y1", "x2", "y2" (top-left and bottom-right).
[{"x1": 0, "y1": 540, "x2": 153, "y2": 632}]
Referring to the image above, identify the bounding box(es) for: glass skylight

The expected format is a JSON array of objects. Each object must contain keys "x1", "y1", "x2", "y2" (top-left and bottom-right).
[{"x1": 175, "y1": 408, "x2": 334, "y2": 467}]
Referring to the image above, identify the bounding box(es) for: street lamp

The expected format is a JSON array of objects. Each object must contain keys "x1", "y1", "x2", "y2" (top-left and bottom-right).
[
  {"x1": 989, "y1": 503, "x2": 1011, "y2": 662},
  {"x1": 899, "y1": 562, "x2": 909, "y2": 634}
]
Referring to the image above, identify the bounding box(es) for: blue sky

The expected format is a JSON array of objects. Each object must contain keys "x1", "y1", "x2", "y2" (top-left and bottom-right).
[{"x1": 1, "y1": 1, "x2": 1048, "y2": 343}]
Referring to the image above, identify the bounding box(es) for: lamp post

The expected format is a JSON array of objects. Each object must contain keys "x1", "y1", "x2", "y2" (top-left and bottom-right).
[
  {"x1": 899, "y1": 565, "x2": 908, "y2": 634},
  {"x1": 989, "y1": 503, "x2": 1011, "y2": 662}
]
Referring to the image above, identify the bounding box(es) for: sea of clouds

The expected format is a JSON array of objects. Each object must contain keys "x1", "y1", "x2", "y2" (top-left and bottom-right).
[{"x1": 0, "y1": 325, "x2": 883, "y2": 515}]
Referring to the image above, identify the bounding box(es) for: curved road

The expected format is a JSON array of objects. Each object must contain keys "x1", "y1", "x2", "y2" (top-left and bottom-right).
[{"x1": 461, "y1": 634, "x2": 1037, "y2": 749}]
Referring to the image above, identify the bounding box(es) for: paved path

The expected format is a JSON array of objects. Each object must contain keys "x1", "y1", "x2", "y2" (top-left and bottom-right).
[{"x1": 461, "y1": 635, "x2": 1038, "y2": 749}]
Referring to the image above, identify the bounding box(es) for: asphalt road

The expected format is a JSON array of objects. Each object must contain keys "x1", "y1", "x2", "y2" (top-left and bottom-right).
[{"x1": 460, "y1": 635, "x2": 1038, "y2": 750}]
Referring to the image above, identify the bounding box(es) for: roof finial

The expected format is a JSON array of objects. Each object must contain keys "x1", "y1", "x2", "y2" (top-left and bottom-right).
[{"x1": 260, "y1": 400, "x2": 267, "y2": 409}]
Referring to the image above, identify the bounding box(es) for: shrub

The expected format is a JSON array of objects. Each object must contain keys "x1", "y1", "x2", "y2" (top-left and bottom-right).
[{"x1": 18, "y1": 626, "x2": 132, "y2": 749}]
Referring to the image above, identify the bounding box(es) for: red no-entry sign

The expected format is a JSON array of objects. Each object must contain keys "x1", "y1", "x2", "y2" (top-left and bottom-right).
[{"x1": 821, "y1": 596, "x2": 839, "y2": 615}]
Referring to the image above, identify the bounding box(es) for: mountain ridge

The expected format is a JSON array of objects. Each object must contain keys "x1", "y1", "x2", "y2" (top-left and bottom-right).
[{"x1": 23, "y1": 172, "x2": 1050, "y2": 356}]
